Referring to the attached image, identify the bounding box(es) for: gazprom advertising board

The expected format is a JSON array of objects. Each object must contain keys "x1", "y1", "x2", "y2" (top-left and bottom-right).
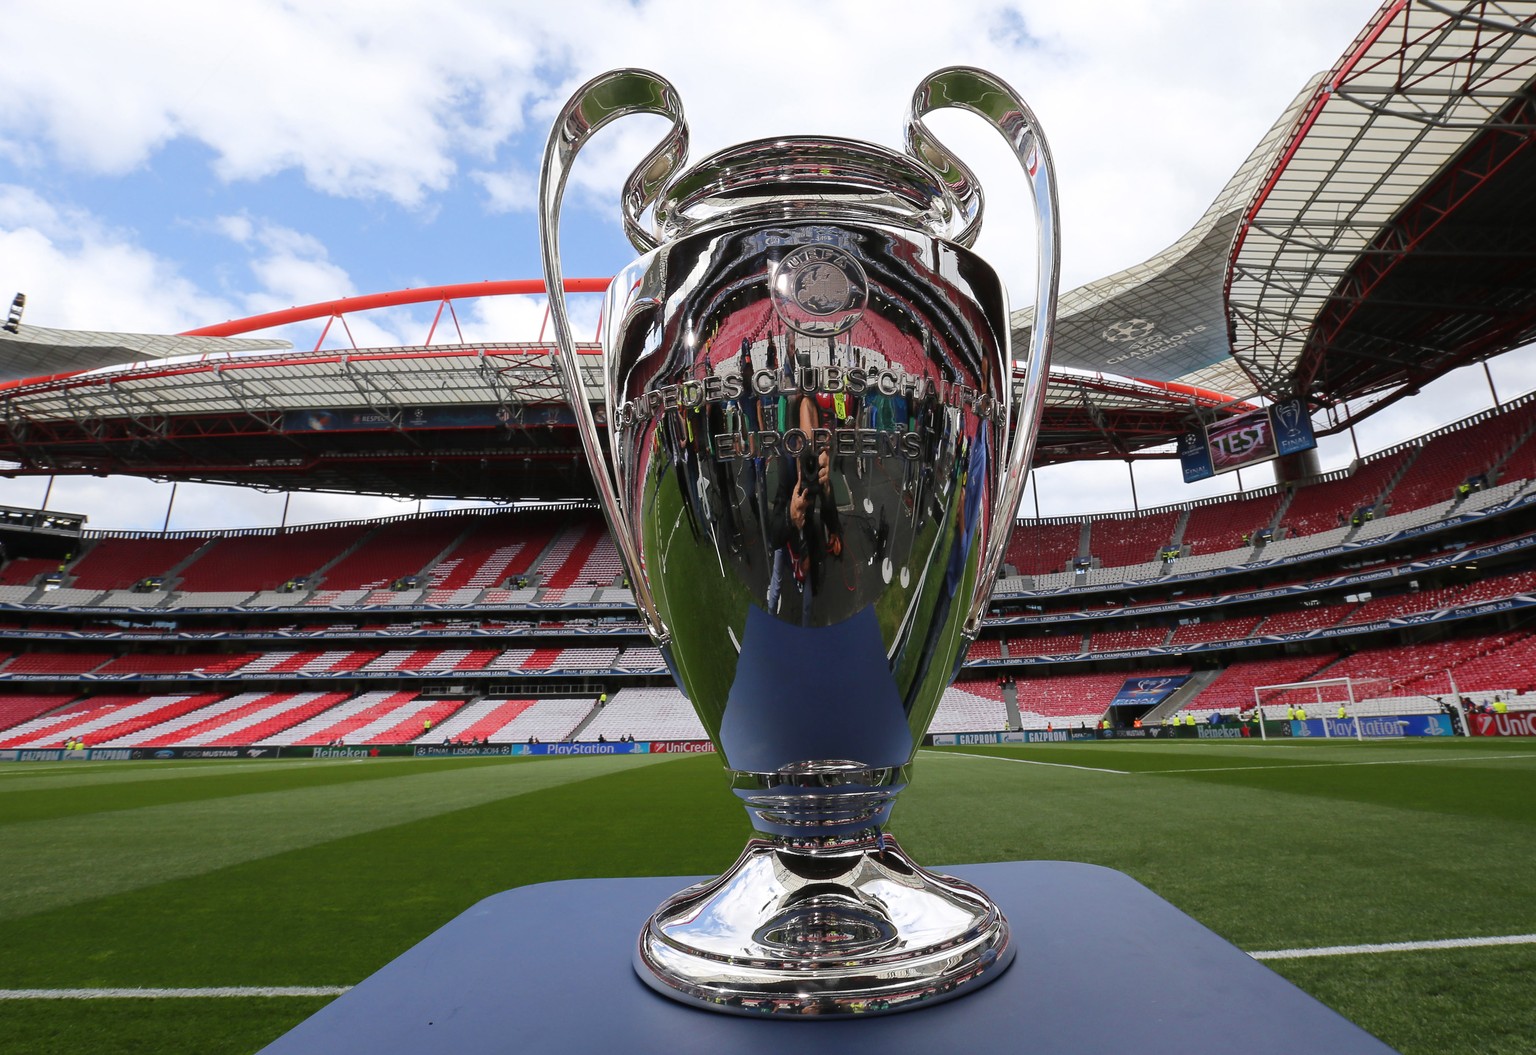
[{"x1": 1180, "y1": 399, "x2": 1316, "y2": 483}]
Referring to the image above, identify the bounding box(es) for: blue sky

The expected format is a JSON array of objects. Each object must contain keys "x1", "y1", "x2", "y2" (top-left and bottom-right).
[{"x1": 6, "y1": 0, "x2": 1521, "y2": 531}]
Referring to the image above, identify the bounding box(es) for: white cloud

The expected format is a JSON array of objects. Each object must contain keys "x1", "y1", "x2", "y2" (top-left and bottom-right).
[
  {"x1": 0, "y1": 3, "x2": 551, "y2": 206},
  {"x1": 473, "y1": 167, "x2": 538, "y2": 214},
  {"x1": 0, "y1": 184, "x2": 234, "y2": 332},
  {"x1": 12, "y1": 0, "x2": 1516, "y2": 532}
]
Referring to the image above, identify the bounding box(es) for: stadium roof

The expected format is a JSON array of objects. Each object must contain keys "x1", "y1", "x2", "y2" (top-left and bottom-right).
[
  {"x1": 1017, "y1": 0, "x2": 1536, "y2": 434},
  {"x1": 0, "y1": 324, "x2": 289, "y2": 384},
  {"x1": 0, "y1": 0, "x2": 1533, "y2": 500}
]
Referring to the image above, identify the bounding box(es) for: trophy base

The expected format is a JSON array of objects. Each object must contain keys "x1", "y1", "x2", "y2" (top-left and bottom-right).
[{"x1": 635, "y1": 835, "x2": 1013, "y2": 1017}]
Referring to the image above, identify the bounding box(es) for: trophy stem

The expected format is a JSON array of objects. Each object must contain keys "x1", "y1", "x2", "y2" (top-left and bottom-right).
[{"x1": 635, "y1": 834, "x2": 1014, "y2": 1017}]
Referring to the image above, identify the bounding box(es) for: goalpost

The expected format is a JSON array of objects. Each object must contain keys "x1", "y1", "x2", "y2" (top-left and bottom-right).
[{"x1": 1249, "y1": 676, "x2": 1398, "y2": 741}]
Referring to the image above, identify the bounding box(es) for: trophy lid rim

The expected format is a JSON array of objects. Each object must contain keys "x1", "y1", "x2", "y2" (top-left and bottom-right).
[{"x1": 653, "y1": 134, "x2": 967, "y2": 243}]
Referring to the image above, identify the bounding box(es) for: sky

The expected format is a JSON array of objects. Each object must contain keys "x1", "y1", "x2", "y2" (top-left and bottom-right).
[{"x1": 1, "y1": 0, "x2": 1525, "y2": 531}]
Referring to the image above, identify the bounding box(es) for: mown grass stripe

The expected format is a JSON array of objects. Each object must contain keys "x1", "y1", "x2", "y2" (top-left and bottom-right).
[
  {"x1": 0, "y1": 754, "x2": 674, "y2": 921},
  {"x1": 0, "y1": 987, "x2": 351, "y2": 1000},
  {"x1": 1251, "y1": 933, "x2": 1536, "y2": 961},
  {"x1": 1155, "y1": 753, "x2": 1536, "y2": 775}
]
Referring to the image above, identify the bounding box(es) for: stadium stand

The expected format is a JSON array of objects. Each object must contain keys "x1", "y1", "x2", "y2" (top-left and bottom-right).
[
  {"x1": 1011, "y1": 668, "x2": 1190, "y2": 728},
  {"x1": 1278, "y1": 450, "x2": 1412, "y2": 538},
  {"x1": 1381, "y1": 415, "x2": 1517, "y2": 515},
  {"x1": 931, "y1": 680, "x2": 1010, "y2": 733},
  {"x1": 260, "y1": 690, "x2": 424, "y2": 746},
  {"x1": 1183, "y1": 655, "x2": 1337, "y2": 713},
  {"x1": 1181, "y1": 492, "x2": 1284, "y2": 555},
  {"x1": 580, "y1": 687, "x2": 707, "y2": 741},
  {"x1": 64, "y1": 536, "x2": 205, "y2": 591},
  {"x1": 184, "y1": 692, "x2": 352, "y2": 746},
  {"x1": 5, "y1": 390, "x2": 1536, "y2": 748},
  {"x1": 1088, "y1": 510, "x2": 1180, "y2": 569},
  {"x1": 0, "y1": 693, "x2": 77, "y2": 732},
  {"x1": 485, "y1": 697, "x2": 600, "y2": 742},
  {"x1": 1007, "y1": 631, "x2": 1086, "y2": 656},
  {"x1": 316, "y1": 518, "x2": 462, "y2": 590},
  {"x1": 1167, "y1": 616, "x2": 1265, "y2": 646},
  {"x1": 0, "y1": 557, "x2": 60, "y2": 587},
  {"x1": 422, "y1": 698, "x2": 537, "y2": 743},
  {"x1": 4, "y1": 652, "x2": 114, "y2": 675},
  {"x1": 0, "y1": 693, "x2": 222, "y2": 748},
  {"x1": 174, "y1": 524, "x2": 370, "y2": 592},
  {"x1": 1005, "y1": 521, "x2": 1081, "y2": 575},
  {"x1": 1087, "y1": 626, "x2": 1170, "y2": 652}
]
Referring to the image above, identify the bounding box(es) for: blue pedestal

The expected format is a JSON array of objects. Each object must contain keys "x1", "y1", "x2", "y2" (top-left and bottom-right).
[{"x1": 257, "y1": 861, "x2": 1398, "y2": 1054}]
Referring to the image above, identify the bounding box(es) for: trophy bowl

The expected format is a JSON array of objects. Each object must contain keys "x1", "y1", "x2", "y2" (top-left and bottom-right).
[{"x1": 540, "y1": 67, "x2": 1058, "y2": 1017}]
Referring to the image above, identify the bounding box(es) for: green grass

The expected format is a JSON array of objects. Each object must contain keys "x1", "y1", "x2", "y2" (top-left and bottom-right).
[{"x1": 1, "y1": 739, "x2": 1533, "y2": 1053}]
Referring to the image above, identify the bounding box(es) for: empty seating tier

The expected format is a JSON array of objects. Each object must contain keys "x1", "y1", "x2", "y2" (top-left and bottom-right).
[
  {"x1": 316, "y1": 518, "x2": 464, "y2": 590},
  {"x1": 1005, "y1": 522, "x2": 1081, "y2": 576},
  {"x1": 1280, "y1": 450, "x2": 1411, "y2": 538},
  {"x1": 581, "y1": 687, "x2": 707, "y2": 742},
  {"x1": 1181, "y1": 493, "x2": 1283, "y2": 555},
  {"x1": 1088, "y1": 511, "x2": 1179, "y2": 569},
  {"x1": 174, "y1": 525, "x2": 370, "y2": 592},
  {"x1": 67, "y1": 537, "x2": 206, "y2": 590}
]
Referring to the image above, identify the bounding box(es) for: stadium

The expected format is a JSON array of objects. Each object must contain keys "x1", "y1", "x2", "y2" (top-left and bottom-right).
[{"x1": 0, "y1": 2, "x2": 1534, "y2": 1053}]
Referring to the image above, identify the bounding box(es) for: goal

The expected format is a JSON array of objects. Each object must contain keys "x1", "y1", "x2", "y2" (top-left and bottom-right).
[{"x1": 1249, "y1": 676, "x2": 1398, "y2": 740}]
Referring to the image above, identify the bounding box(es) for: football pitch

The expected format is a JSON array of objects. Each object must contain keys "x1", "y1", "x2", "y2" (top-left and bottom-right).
[{"x1": 1, "y1": 738, "x2": 1532, "y2": 1054}]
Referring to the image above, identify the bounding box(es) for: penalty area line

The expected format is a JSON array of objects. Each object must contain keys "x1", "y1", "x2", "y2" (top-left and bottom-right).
[
  {"x1": 920, "y1": 749, "x2": 1129, "y2": 775},
  {"x1": 1250, "y1": 933, "x2": 1536, "y2": 961},
  {"x1": 0, "y1": 986, "x2": 352, "y2": 1001}
]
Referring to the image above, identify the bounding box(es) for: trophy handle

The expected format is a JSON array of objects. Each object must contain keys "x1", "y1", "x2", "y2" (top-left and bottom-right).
[
  {"x1": 906, "y1": 67, "x2": 1060, "y2": 640},
  {"x1": 538, "y1": 69, "x2": 689, "y2": 644}
]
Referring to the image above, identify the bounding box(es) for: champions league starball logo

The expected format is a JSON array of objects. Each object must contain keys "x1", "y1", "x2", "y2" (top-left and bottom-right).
[{"x1": 1101, "y1": 317, "x2": 1155, "y2": 343}]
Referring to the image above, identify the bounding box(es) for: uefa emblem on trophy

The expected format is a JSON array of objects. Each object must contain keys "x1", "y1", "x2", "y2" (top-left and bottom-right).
[{"x1": 539, "y1": 67, "x2": 1058, "y2": 1016}]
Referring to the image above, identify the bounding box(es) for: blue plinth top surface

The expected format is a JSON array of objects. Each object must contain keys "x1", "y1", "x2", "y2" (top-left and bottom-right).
[{"x1": 258, "y1": 861, "x2": 1398, "y2": 1054}]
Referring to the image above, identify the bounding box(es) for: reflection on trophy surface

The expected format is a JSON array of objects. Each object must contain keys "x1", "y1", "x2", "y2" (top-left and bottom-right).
[{"x1": 540, "y1": 67, "x2": 1058, "y2": 1017}]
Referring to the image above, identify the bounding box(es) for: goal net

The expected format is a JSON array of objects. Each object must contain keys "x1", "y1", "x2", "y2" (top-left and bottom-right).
[{"x1": 1247, "y1": 675, "x2": 1406, "y2": 724}]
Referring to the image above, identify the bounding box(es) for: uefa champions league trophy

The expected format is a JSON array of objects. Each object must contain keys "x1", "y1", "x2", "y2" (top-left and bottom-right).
[{"x1": 539, "y1": 67, "x2": 1058, "y2": 1016}]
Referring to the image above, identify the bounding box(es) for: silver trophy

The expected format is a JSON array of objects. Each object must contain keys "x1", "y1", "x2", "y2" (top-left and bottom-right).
[{"x1": 539, "y1": 67, "x2": 1058, "y2": 1016}]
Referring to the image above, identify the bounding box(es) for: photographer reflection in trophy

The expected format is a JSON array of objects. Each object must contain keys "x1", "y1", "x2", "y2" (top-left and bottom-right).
[{"x1": 539, "y1": 67, "x2": 1058, "y2": 1017}]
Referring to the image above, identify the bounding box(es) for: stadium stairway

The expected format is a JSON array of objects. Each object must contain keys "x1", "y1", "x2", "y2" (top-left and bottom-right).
[
  {"x1": 417, "y1": 520, "x2": 479, "y2": 588},
  {"x1": 561, "y1": 697, "x2": 608, "y2": 741},
  {"x1": 1349, "y1": 449, "x2": 1420, "y2": 533},
  {"x1": 1000, "y1": 678, "x2": 1022, "y2": 730},
  {"x1": 422, "y1": 697, "x2": 538, "y2": 742},
  {"x1": 1143, "y1": 669, "x2": 1223, "y2": 724},
  {"x1": 151, "y1": 537, "x2": 219, "y2": 595},
  {"x1": 300, "y1": 530, "x2": 374, "y2": 594}
]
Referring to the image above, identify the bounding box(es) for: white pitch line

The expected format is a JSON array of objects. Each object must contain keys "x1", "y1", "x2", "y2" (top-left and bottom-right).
[
  {"x1": 0, "y1": 988, "x2": 350, "y2": 1001},
  {"x1": 1251, "y1": 934, "x2": 1536, "y2": 961},
  {"x1": 921, "y1": 749, "x2": 1129, "y2": 775},
  {"x1": 1155, "y1": 752, "x2": 1536, "y2": 775},
  {"x1": 11, "y1": 935, "x2": 1533, "y2": 1000},
  {"x1": 0, "y1": 986, "x2": 351, "y2": 1000}
]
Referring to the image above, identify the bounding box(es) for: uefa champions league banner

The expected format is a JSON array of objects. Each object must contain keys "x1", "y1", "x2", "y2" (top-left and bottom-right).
[
  {"x1": 1180, "y1": 399, "x2": 1316, "y2": 483},
  {"x1": 1110, "y1": 675, "x2": 1190, "y2": 708},
  {"x1": 1289, "y1": 715, "x2": 1456, "y2": 739}
]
